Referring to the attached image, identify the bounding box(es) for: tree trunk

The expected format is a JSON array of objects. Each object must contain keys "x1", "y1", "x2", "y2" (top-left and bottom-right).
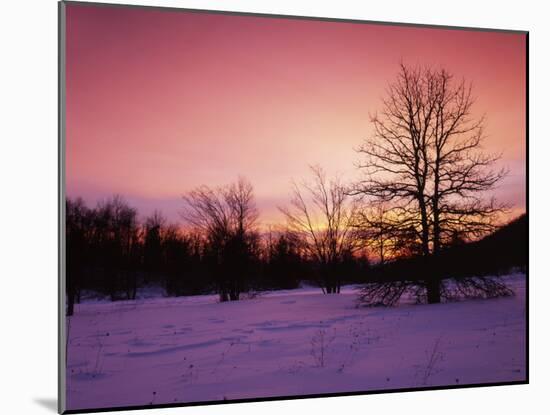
[
  {"x1": 432, "y1": 165, "x2": 441, "y2": 256},
  {"x1": 429, "y1": 174, "x2": 442, "y2": 304},
  {"x1": 418, "y1": 193, "x2": 441, "y2": 304},
  {"x1": 418, "y1": 198, "x2": 431, "y2": 257},
  {"x1": 219, "y1": 286, "x2": 229, "y2": 302},
  {"x1": 426, "y1": 277, "x2": 441, "y2": 304},
  {"x1": 67, "y1": 292, "x2": 75, "y2": 316}
]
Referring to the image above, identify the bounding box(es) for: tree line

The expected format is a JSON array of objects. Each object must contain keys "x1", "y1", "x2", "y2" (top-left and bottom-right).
[
  {"x1": 66, "y1": 64, "x2": 523, "y2": 315},
  {"x1": 65, "y1": 179, "x2": 369, "y2": 316}
]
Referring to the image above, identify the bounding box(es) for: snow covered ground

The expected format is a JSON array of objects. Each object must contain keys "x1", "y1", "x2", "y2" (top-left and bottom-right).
[{"x1": 66, "y1": 273, "x2": 526, "y2": 411}]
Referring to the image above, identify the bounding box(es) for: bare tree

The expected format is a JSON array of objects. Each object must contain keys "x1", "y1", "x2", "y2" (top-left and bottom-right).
[
  {"x1": 280, "y1": 166, "x2": 363, "y2": 294},
  {"x1": 352, "y1": 64, "x2": 508, "y2": 304},
  {"x1": 182, "y1": 178, "x2": 259, "y2": 301}
]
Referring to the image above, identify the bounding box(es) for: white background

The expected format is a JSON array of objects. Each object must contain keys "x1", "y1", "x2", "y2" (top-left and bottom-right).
[{"x1": 0, "y1": 0, "x2": 546, "y2": 414}]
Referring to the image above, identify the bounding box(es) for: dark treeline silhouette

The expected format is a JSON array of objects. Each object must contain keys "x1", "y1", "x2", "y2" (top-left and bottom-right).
[
  {"x1": 66, "y1": 189, "x2": 523, "y2": 314},
  {"x1": 66, "y1": 196, "x2": 141, "y2": 316},
  {"x1": 358, "y1": 214, "x2": 526, "y2": 306},
  {"x1": 65, "y1": 189, "x2": 371, "y2": 315}
]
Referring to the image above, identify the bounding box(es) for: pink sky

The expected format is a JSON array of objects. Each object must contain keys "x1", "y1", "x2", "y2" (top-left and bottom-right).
[{"x1": 65, "y1": 4, "x2": 526, "y2": 226}]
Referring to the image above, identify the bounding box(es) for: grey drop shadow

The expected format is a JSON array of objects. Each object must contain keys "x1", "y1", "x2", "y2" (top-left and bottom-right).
[{"x1": 34, "y1": 398, "x2": 57, "y2": 412}]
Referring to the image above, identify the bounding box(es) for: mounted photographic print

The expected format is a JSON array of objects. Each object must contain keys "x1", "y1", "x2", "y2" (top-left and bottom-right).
[{"x1": 58, "y1": 1, "x2": 528, "y2": 413}]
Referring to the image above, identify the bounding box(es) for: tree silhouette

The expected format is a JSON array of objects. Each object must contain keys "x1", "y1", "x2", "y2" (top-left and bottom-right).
[
  {"x1": 265, "y1": 230, "x2": 304, "y2": 289},
  {"x1": 66, "y1": 195, "x2": 142, "y2": 307},
  {"x1": 162, "y1": 225, "x2": 205, "y2": 296},
  {"x1": 182, "y1": 178, "x2": 259, "y2": 301},
  {"x1": 143, "y1": 210, "x2": 166, "y2": 283},
  {"x1": 280, "y1": 166, "x2": 363, "y2": 294},
  {"x1": 66, "y1": 197, "x2": 91, "y2": 316},
  {"x1": 94, "y1": 196, "x2": 140, "y2": 301},
  {"x1": 352, "y1": 64, "x2": 508, "y2": 304}
]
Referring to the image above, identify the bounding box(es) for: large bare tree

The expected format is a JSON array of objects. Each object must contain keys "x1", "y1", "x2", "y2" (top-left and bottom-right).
[
  {"x1": 182, "y1": 178, "x2": 259, "y2": 301},
  {"x1": 280, "y1": 166, "x2": 363, "y2": 294},
  {"x1": 353, "y1": 64, "x2": 508, "y2": 304}
]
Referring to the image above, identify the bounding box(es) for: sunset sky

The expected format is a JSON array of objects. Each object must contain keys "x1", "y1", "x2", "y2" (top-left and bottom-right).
[{"x1": 66, "y1": 3, "x2": 526, "y2": 227}]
